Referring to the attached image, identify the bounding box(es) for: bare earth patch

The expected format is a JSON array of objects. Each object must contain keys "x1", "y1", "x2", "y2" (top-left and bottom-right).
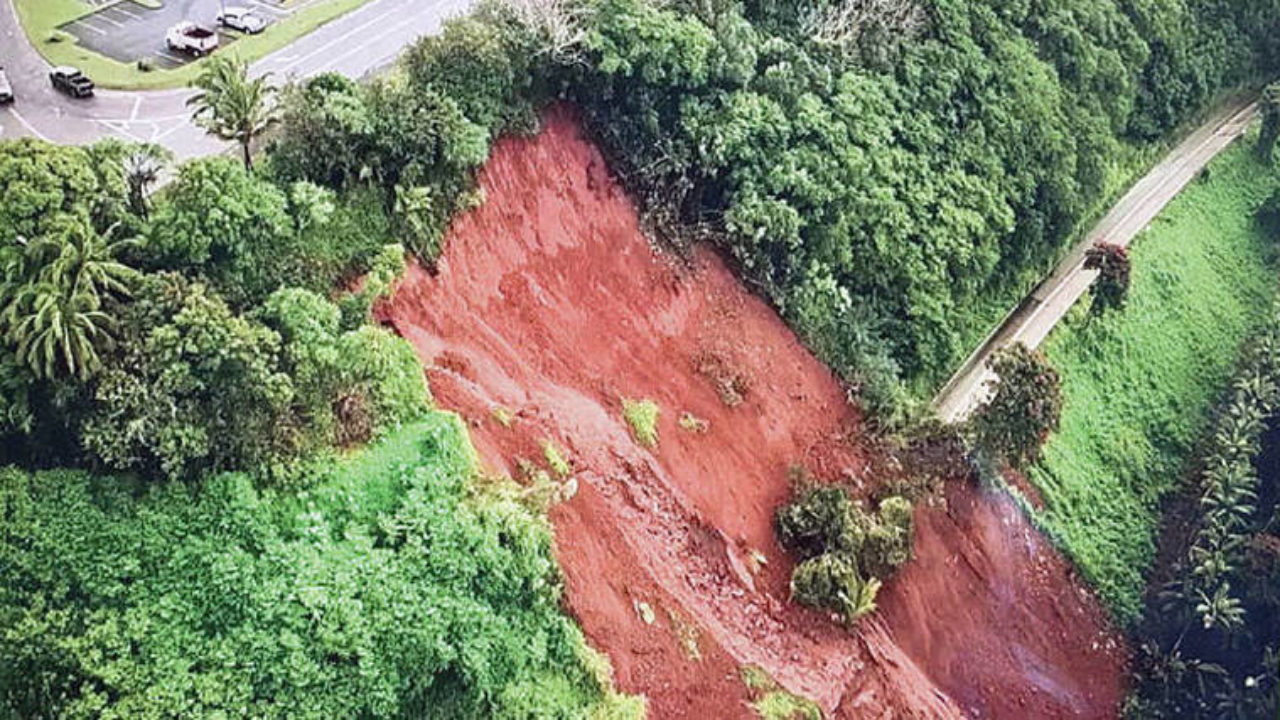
[{"x1": 380, "y1": 105, "x2": 1127, "y2": 719}]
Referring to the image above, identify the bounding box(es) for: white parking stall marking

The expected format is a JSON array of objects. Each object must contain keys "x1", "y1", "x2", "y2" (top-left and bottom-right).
[
  {"x1": 95, "y1": 12, "x2": 125, "y2": 28},
  {"x1": 269, "y1": 0, "x2": 405, "y2": 73},
  {"x1": 247, "y1": 0, "x2": 289, "y2": 18},
  {"x1": 71, "y1": 19, "x2": 108, "y2": 35},
  {"x1": 4, "y1": 106, "x2": 51, "y2": 141}
]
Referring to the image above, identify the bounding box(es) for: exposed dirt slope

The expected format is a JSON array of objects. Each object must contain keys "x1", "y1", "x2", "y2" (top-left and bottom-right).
[{"x1": 380, "y1": 106, "x2": 1127, "y2": 719}]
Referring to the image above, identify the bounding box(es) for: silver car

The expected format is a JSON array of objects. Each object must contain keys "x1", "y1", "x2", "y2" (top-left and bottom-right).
[
  {"x1": 216, "y1": 7, "x2": 268, "y2": 34},
  {"x1": 0, "y1": 67, "x2": 13, "y2": 104}
]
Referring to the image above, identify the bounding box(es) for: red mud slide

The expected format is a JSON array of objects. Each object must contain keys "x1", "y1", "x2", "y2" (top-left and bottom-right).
[{"x1": 379, "y1": 106, "x2": 1128, "y2": 719}]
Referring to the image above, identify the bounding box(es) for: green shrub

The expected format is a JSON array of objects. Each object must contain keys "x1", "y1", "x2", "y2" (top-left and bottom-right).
[
  {"x1": 863, "y1": 495, "x2": 915, "y2": 577},
  {"x1": 775, "y1": 486, "x2": 913, "y2": 623},
  {"x1": 622, "y1": 397, "x2": 659, "y2": 448},
  {"x1": 543, "y1": 439, "x2": 571, "y2": 477},
  {"x1": 775, "y1": 486, "x2": 863, "y2": 559},
  {"x1": 791, "y1": 553, "x2": 881, "y2": 622},
  {"x1": 740, "y1": 666, "x2": 822, "y2": 720}
]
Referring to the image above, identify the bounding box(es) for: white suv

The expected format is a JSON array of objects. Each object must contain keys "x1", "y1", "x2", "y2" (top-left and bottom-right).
[{"x1": 216, "y1": 7, "x2": 268, "y2": 34}]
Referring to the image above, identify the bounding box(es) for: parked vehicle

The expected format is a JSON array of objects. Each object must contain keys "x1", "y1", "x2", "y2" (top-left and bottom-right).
[
  {"x1": 0, "y1": 67, "x2": 13, "y2": 104},
  {"x1": 49, "y1": 67, "x2": 94, "y2": 98},
  {"x1": 166, "y1": 22, "x2": 219, "y2": 56},
  {"x1": 216, "y1": 7, "x2": 267, "y2": 34}
]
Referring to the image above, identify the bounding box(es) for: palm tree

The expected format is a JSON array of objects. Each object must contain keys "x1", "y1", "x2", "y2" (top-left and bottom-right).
[
  {"x1": 124, "y1": 144, "x2": 172, "y2": 218},
  {"x1": 33, "y1": 222, "x2": 137, "y2": 301},
  {"x1": 187, "y1": 56, "x2": 278, "y2": 171},
  {"x1": 9, "y1": 281, "x2": 117, "y2": 381},
  {"x1": 1, "y1": 222, "x2": 137, "y2": 381}
]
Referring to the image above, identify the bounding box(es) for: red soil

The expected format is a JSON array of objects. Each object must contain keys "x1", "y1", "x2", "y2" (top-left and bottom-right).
[{"x1": 379, "y1": 106, "x2": 1128, "y2": 718}]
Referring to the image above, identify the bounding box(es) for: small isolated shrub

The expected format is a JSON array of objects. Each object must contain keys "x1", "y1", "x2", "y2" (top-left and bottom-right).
[
  {"x1": 491, "y1": 405, "x2": 514, "y2": 427},
  {"x1": 678, "y1": 411, "x2": 709, "y2": 433},
  {"x1": 739, "y1": 666, "x2": 822, "y2": 720},
  {"x1": 542, "y1": 439, "x2": 571, "y2": 477},
  {"x1": 137, "y1": 58, "x2": 155, "y2": 72},
  {"x1": 622, "y1": 397, "x2": 659, "y2": 448},
  {"x1": 971, "y1": 343, "x2": 1062, "y2": 468},
  {"x1": 863, "y1": 495, "x2": 915, "y2": 578}
]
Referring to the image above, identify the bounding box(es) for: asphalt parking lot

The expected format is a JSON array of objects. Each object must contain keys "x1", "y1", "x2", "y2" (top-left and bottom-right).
[{"x1": 60, "y1": 0, "x2": 287, "y2": 69}]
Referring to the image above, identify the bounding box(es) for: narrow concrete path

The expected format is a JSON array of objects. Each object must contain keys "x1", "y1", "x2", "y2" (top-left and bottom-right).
[{"x1": 933, "y1": 97, "x2": 1259, "y2": 423}]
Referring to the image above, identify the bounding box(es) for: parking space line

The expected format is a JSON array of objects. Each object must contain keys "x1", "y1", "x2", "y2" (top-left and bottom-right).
[
  {"x1": 95, "y1": 12, "x2": 125, "y2": 28},
  {"x1": 248, "y1": 0, "x2": 289, "y2": 17},
  {"x1": 271, "y1": 0, "x2": 412, "y2": 74},
  {"x1": 158, "y1": 49, "x2": 188, "y2": 62},
  {"x1": 113, "y1": 6, "x2": 143, "y2": 19},
  {"x1": 70, "y1": 19, "x2": 108, "y2": 35},
  {"x1": 3, "y1": 106, "x2": 51, "y2": 141}
]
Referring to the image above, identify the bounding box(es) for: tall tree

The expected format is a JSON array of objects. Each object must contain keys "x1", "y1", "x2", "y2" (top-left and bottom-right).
[
  {"x1": 971, "y1": 343, "x2": 1063, "y2": 468},
  {"x1": 0, "y1": 222, "x2": 136, "y2": 381},
  {"x1": 187, "y1": 57, "x2": 278, "y2": 171},
  {"x1": 1084, "y1": 242, "x2": 1131, "y2": 314},
  {"x1": 1258, "y1": 82, "x2": 1280, "y2": 164}
]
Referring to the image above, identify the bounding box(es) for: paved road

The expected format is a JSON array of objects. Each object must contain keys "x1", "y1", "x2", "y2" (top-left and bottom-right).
[
  {"x1": 932, "y1": 97, "x2": 1259, "y2": 423},
  {"x1": 0, "y1": 0, "x2": 471, "y2": 158}
]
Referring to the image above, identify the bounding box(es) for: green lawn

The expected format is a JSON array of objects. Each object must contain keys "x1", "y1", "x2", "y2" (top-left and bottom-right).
[
  {"x1": 14, "y1": 0, "x2": 377, "y2": 90},
  {"x1": 1025, "y1": 136, "x2": 1279, "y2": 623}
]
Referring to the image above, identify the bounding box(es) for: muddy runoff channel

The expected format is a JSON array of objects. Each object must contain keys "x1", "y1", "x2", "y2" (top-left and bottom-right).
[{"x1": 378, "y1": 106, "x2": 1128, "y2": 719}]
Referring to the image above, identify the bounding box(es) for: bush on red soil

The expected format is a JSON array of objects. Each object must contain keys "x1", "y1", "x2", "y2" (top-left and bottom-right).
[{"x1": 775, "y1": 486, "x2": 913, "y2": 622}]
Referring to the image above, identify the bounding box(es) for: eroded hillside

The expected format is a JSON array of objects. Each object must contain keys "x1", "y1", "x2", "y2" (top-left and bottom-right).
[{"x1": 380, "y1": 106, "x2": 1127, "y2": 719}]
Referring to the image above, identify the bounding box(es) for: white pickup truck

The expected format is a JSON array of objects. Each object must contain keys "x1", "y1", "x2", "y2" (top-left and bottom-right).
[{"x1": 166, "y1": 22, "x2": 219, "y2": 56}]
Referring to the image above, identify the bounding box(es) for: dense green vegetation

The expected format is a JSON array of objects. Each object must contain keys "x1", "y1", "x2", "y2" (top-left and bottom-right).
[
  {"x1": 0, "y1": 416, "x2": 638, "y2": 718},
  {"x1": 6, "y1": 0, "x2": 1280, "y2": 713},
  {"x1": 0, "y1": 9, "x2": 637, "y2": 715},
  {"x1": 554, "y1": 0, "x2": 1280, "y2": 418},
  {"x1": 1026, "y1": 140, "x2": 1279, "y2": 621},
  {"x1": 0, "y1": 140, "x2": 424, "y2": 480},
  {"x1": 1126, "y1": 299, "x2": 1280, "y2": 718}
]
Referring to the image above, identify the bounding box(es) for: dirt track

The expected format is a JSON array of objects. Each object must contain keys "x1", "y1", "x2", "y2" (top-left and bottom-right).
[
  {"x1": 381, "y1": 106, "x2": 1127, "y2": 718},
  {"x1": 933, "y1": 97, "x2": 1259, "y2": 422}
]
